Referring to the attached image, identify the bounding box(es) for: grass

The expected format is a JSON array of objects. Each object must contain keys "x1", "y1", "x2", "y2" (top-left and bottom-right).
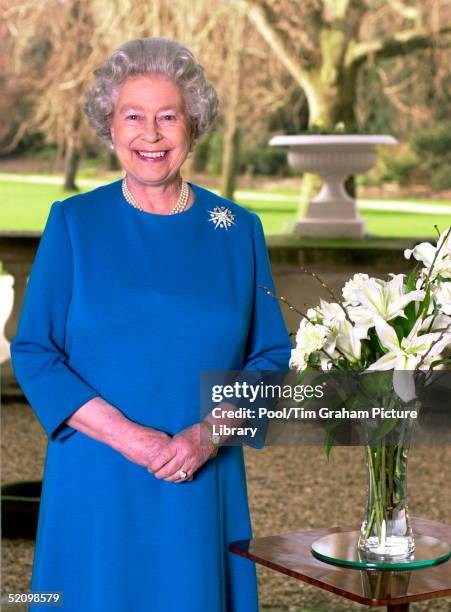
[
  {"x1": 0, "y1": 182, "x2": 78, "y2": 230},
  {"x1": 233, "y1": 197, "x2": 451, "y2": 238},
  {"x1": 0, "y1": 179, "x2": 450, "y2": 237}
]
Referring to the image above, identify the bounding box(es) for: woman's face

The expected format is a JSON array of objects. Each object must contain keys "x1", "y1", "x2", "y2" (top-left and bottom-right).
[{"x1": 110, "y1": 73, "x2": 194, "y2": 187}]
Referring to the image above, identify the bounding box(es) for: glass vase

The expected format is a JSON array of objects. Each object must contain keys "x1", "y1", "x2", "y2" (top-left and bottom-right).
[{"x1": 358, "y1": 407, "x2": 417, "y2": 560}]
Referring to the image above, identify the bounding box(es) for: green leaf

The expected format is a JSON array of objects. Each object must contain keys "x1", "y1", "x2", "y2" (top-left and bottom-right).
[
  {"x1": 360, "y1": 373, "x2": 393, "y2": 402},
  {"x1": 324, "y1": 419, "x2": 343, "y2": 460},
  {"x1": 393, "y1": 319, "x2": 406, "y2": 343},
  {"x1": 324, "y1": 436, "x2": 334, "y2": 461},
  {"x1": 294, "y1": 370, "x2": 332, "y2": 408},
  {"x1": 404, "y1": 301, "x2": 417, "y2": 330},
  {"x1": 369, "y1": 418, "x2": 399, "y2": 444},
  {"x1": 430, "y1": 357, "x2": 451, "y2": 367},
  {"x1": 367, "y1": 328, "x2": 385, "y2": 357},
  {"x1": 294, "y1": 367, "x2": 320, "y2": 386},
  {"x1": 418, "y1": 285, "x2": 431, "y2": 318},
  {"x1": 406, "y1": 265, "x2": 418, "y2": 292}
]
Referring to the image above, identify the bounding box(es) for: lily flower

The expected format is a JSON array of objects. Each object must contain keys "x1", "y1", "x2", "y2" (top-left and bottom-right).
[
  {"x1": 318, "y1": 299, "x2": 346, "y2": 326},
  {"x1": 404, "y1": 227, "x2": 451, "y2": 280},
  {"x1": 431, "y1": 282, "x2": 451, "y2": 315},
  {"x1": 334, "y1": 319, "x2": 365, "y2": 362},
  {"x1": 348, "y1": 274, "x2": 425, "y2": 330},
  {"x1": 368, "y1": 318, "x2": 451, "y2": 371},
  {"x1": 421, "y1": 312, "x2": 451, "y2": 332}
]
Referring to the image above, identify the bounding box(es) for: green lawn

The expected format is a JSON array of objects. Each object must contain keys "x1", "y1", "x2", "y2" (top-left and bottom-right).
[
  {"x1": 0, "y1": 179, "x2": 450, "y2": 237},
  {"x1": 0, "y1": 182, "x2": 76, "y2": 230}
]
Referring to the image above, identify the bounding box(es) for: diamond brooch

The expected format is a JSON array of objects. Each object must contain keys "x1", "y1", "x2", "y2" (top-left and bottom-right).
[{"x1": 208, "y1": 206, "x2": 236, "y2": 230}]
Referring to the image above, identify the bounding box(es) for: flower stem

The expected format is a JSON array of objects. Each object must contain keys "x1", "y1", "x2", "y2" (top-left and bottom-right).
[
  {"x1": 363, "y1": 507, "x2": 376, "y2": 539},
  {"x1": 367, "y1": 446, "x2": 383, "y2": 542}
]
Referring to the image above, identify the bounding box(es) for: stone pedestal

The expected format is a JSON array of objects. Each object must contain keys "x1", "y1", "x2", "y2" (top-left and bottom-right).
[
  {"x1": 269, "y1": 135, "x2": 398, "y2": 239},
  {"x1": 0, "y1": 273, "x2": 14, "y2": 364}
]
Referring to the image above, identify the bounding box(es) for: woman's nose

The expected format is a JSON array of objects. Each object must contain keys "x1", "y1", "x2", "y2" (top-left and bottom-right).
[{"x1": 142, "y1": 118, "x2": 161, "y2": 143}]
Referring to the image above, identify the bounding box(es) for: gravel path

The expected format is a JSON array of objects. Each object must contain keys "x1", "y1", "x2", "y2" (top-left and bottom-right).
[{"x1": 2, "y1": 402, "x2": 450, "y2": 611}]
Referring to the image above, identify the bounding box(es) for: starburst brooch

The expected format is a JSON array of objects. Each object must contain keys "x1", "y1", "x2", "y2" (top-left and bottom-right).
[{"x1": 207, "y1": 206, "x2": 236, "y2": 230}]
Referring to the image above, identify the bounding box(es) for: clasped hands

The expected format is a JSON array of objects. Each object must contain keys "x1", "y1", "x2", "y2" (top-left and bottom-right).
[{"x1": 118, "y1": 422, "x2": 215, "y2": 483}]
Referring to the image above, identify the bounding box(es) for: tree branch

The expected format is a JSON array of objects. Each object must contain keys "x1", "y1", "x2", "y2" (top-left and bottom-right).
[
  {"x1": 385, "y1": 0, "x2": 422, "y2": 24},
  {"x1": 346, "y1": 23, "x2": 451, "y2": 67},
  {"x1": 235, "y1": 0, "x2": 317, "y2": 104}
]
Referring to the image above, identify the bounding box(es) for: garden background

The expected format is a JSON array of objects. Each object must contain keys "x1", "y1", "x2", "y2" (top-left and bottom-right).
[{"x1": 1, "y1": 1, "x2": 451, "y2": 610}]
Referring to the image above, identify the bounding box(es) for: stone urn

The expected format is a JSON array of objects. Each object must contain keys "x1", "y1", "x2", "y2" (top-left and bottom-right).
[
  {"x1": 0, "y1": 271, "x2": 15, "y2": 363},
  {"x1": 269, "y1": 135, "x2": 398, "y2": 239}
]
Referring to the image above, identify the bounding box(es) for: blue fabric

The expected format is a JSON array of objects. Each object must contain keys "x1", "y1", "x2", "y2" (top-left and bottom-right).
[{"x1": 11, "y1": 179, "x2": 292, "y2": 612}]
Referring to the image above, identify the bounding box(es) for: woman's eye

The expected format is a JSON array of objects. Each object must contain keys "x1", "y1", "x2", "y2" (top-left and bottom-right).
[
  {"x1": 126, "y1": 114, "x2": 139, "y2": 120},
  {"x1": 161, "y1": 114, "x2": 176, "y2": 121}
]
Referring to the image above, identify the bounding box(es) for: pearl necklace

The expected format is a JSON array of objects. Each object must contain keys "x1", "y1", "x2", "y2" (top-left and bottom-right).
[{"x1": 121, "y1": 177, "x2": 190, "y2": 214}]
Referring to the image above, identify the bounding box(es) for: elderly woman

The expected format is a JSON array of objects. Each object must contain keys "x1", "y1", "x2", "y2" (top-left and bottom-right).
[{"x1": 11, "y1": 37, "x2": 291, "y2": 612}]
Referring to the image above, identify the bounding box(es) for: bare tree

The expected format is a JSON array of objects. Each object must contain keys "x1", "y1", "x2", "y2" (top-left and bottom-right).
[
  {"x1": 219, "y1": 9, "x2": 246, "y2": 198},
  {"x1": 5, "y1": 0, "x2": 447, "y2": 203},
  {"x1": 235, "y1": 0, "x2": 451, "y2": 212},
  {"x1": 108, "y1": 0, "x2": 291, "y2": 197},
  {"x1": 4, "y1": 1, "x2": 104, "y2": 189}
]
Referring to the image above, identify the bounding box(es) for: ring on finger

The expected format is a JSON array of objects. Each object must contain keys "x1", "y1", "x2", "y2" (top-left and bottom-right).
[{"x1": 178, "y1": 469, "x2": 188, "y2": 480}]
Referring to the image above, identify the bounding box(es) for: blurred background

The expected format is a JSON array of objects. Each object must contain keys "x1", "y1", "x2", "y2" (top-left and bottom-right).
[
  {"x1": 1, "y1": 1, "x2": 450, "y2": 610},
  {"x1": 1, "y1": 0, "x2": 451, "y2": 234}
]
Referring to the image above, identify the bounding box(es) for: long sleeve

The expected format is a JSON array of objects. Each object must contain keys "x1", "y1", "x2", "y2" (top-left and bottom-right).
[
  {"x1": 239, "y1": 213, "x2": 292, "y2": 447},
  {"x1": 243, "y1": 213, "x2": 292, "y2": 372},
  {"x1": 10, "y1": 201, "x2": 100, "y2": 442}
]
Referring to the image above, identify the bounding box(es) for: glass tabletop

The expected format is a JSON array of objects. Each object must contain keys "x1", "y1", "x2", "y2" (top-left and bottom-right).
[{"x1": 311, "y1": 531, "x2": 451, "y2": 570}]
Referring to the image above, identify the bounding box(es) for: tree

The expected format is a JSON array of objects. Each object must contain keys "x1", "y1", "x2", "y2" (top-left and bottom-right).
[
  {"x1": 193, "y1": 3, "x2": 309, "y2": 198},
  {"x1": 219, "y1": 9, "x2": 246, "y2": 198},
  {"x1": 4, "y1": 0, "x2": 105, "y2": 190},
  {"x1": 118, "y1": 0, "x2": 298, "y2": 197},
  {"x1": 235, "y1": 0, "x2": 451, "y2": 213}
]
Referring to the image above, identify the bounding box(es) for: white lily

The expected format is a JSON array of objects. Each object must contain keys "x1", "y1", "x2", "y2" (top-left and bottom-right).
[
  {"x1": 392, "y1": 370, "x2": 417, "y2": 403},
  {"x1": 431, "y1": 282, "x2": 451, "y2": 315},
  {"x1": 368, "y1": 318, "x2": 451, "y2": 371},
  {"x1": 420, "y1": 312, "x2": 451, "y2": 332},
  {"x1": 334, "y1": 319, "x2": 365, "y2": 362},
  {"x1": 318, "y1": 299, "x2": 346, "y2": 326},
  {"x1": 404, "y1": 227, "x2": 451, "y2": 280},
  {"x1": 320, "y1": 316, "x2": 367, "y2": 364},
  {"x1": 348, "y1": 274, "x2": 425, "y2": 330}
]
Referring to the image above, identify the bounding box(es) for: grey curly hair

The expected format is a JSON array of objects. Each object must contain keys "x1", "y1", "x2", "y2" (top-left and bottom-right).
[{"x1": 84, "y1": 37, "x2": 219, "y2": 148}]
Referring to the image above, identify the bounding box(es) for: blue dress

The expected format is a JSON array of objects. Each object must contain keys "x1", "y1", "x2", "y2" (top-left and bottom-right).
[{"x1": 10, "y1": 179, "x2": 291, "y2": 612}]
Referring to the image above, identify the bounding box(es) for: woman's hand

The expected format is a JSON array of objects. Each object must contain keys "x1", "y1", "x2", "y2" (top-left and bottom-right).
[
  {"x1": 116, "y1": 422, "x2": 175, "y2": 472},
  {"x1": 65, "y1": 399, "x2": 204, "y2": 483},
  {"x1": 152, "y1": 423, "x2": 214, "y2": 483}
]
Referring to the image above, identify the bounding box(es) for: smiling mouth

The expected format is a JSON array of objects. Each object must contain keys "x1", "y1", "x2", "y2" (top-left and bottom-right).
[{"x1": 135, "y1": 150, "x2": 168, "y2": 160}]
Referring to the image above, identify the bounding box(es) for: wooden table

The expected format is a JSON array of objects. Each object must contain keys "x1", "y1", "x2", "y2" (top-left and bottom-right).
[{"x1": 229, "y1": 517, "x2": 451, "y2": 611}]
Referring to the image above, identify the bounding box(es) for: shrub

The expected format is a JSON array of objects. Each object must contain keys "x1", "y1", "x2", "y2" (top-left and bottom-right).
[
  {"x1": 238, "y1": 146, "x2": 296, "y2": 177},
  {"x1": 370, "y1": 146, "x2": 417, "y2": 186},
  {"x1": 411, "y1": 123, "x2": 451, "y2": 191},
  {"x1": 205, "y1": 129, "x2": 223, "y2": 176}
]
